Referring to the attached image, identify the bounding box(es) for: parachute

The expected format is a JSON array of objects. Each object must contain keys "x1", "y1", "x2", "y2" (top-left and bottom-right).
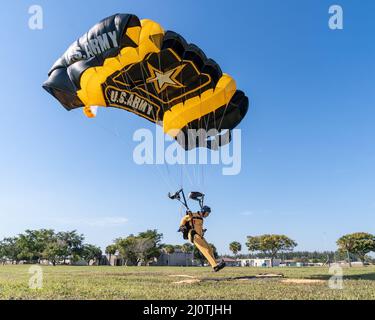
[{"x1": 43, "y1": 14, "x2": 248, "y2": 149}]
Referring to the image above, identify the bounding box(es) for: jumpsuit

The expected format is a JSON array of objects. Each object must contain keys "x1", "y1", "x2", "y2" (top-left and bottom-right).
[{"x1": 179, "y1": 212, "x2": 218, "y2": 268}]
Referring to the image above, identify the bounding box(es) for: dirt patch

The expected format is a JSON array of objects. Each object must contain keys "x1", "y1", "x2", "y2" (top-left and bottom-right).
[
  {"x1": 172, "y1": 273, "x2": 284, "y2": 284},
  {"x1": 281, "y1": 279, "x2": 325, "y2": 285},
  {"x1": 169, "y1": 274, "x2": 196, "y2": 279},
  {"x1": 173, "y1": 279, "x2": 202, "y2": 284}
]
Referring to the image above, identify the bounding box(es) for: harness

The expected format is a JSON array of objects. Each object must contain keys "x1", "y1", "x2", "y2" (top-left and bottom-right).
[{"x1": 188, "y1": 214, "x2": 204, "y2": 241}]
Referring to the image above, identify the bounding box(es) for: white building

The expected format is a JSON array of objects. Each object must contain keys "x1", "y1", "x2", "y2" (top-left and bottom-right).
[
  {"x1": 221, "y1": 257, "x2": 241, "y2": 267},
  {"x1": 240, "y1": 258, "x2": 281, "y2": 267}
]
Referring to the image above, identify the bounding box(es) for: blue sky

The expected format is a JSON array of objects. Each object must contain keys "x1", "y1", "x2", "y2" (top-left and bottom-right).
[{"x1": 0, "y1": 0, "x2": 374, "y2": 255}]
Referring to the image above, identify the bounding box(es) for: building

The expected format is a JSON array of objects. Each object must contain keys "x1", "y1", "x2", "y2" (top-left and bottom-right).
[
  {"x1": 156, "y1": 250, "x2": 194, "y2": 267},
  {"x1": 105, "y1": 249, "x2": 194, "y2": 267},
  {"x1": 221, "y1": 257, "x2": 241, "y2": 267},
  {"x1": 240, "y1": 258, "x2": 281, "y2": 267}
]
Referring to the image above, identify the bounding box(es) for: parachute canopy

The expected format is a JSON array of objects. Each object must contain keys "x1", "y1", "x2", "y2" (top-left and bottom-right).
[{"x1": 43, "y1": 14, "x2": 248, "y2": 149}]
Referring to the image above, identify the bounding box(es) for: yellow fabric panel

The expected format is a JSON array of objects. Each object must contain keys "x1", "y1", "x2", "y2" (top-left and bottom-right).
[
  {"x1": 77, "y1": 19, "x2": 164, "y2": 117},
  {"x1": 126, "y1": 26, "x2": 141, "y2": 45},
  {"x1": 85, "y1": 66, "x2": 112, "y2": 107},
  {"x1": 139, "y1": 19, "x2": 164, "y2": 58},
  {"x1": 77, "y1": 68, "x2": 96, "y2": 105},
  {"x1": 163, "y1": 74, "x2": 237, "y2": 136}
]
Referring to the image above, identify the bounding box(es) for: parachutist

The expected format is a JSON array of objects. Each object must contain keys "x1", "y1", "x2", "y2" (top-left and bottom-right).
[
  {"x1": 170, "y1": 190, "x2": 225, "y2": 272},
  {"x1": 179, "y1": 206, "x2": 225, "y2": 272}
]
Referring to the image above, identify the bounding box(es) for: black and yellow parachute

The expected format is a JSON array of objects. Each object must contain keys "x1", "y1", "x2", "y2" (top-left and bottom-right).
[{"x1": 43, "y1": 14, "x2": 248, "y2": 149}]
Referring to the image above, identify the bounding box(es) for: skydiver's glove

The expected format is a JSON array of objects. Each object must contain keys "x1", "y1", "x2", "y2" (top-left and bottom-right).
[
  {"x1": 178, "y1": 225, "x2": 189, "y2": 240},
  {"x1": 178, "y1": 226, "x2": 188, "y2": 233}
]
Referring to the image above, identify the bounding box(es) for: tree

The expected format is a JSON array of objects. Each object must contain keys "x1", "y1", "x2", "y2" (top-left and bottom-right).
[
  {"x1": 0, "y1": 242, "x2": 5, "y2": 265},
  {"x1": 114, "y1": 230, "x2": 163, "y2": 266},
  {"x1": 116, "y1": 236, "x2": 138, "y2": 266},
  {"x1": 81, "y1": 244, "x2": 102, "y2": 265},
  {"x1": 0, "y1": 229, "x2": 103, "y2": 266},
  {"x1": 181, "y1": 243, "x2": 194, "y2": 254},
  {"x1": 246, "y1": 234, "x2": 297, "y2": 267},
  {"x1": 229, "y1": 242, "x2": 242, "y2": 257},
  {"x1": 162, "y1": 245, "x2": 175, "y2": 255},
  {"x1": 137, "y1": 230, "x2": 163, "y2": 265},
  {"x1": 337, "y1": 233, "x2": 375, "y2": 266},
  {"x1": 16, "y1": 229, "x2": 55, "y2": 263},
  {"x1": 132, "y1": 237, "x2": 156, "y2": 266},
  {"x1": 42, "y1": 240, "x2": 66, "y2": 266},
  {"x1": 56, "y1": 231, "x2": 84, "y2": 264},
  {"x1": 1, "y1": 237, "x2": 21, "y2": 264}
]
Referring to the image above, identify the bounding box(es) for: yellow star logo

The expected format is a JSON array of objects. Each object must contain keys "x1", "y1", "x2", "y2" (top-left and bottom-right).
[{"x1": 146, "y1": 63, "x2": 186, "y2": 94}]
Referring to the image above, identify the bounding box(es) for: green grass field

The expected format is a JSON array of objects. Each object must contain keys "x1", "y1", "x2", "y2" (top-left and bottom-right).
[{"x1": 0, "y1": 265, "x2": 374, "y2": 300}]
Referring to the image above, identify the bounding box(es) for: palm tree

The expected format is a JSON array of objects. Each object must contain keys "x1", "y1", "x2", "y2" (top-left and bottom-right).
[
  {"x1": 105, "y1": 244, "x2": 117, "y2": 266},
  {"x1": 229, "y1": 241, "x2": 242, "y2": 258},
  {"x1": 181, "y1": 243, "x2": 193, "y2": 254}
]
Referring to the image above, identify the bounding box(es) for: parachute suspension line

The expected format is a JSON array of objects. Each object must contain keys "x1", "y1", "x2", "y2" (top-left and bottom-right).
[
  {"x1": 70, "y1": 103, "x2": 176, "y2": 192},
  {"x1": 157, "y1": 49, "x2": 195, "y2": 191},
  {"x1": 138, "y1": 49, "x2": 178, "y2": 190},
  {"x1": 198, "y1": 76, "x2": 204, "y2": 190},
  {"x1": 133, "y1": 50, "x2": 182, "y2": 190},
  {"x1": 154, "y1": 51, "x2": 174, "y2": 187},
  {"x1": 179, "y1": 57, "x2": 197, "y2": 190},
  {"x1": 217, "y1": 82, "x2": 231, "y2": 134},
  {"x1": 182, "y1": 164, "x2": 194, "y2": 187}
]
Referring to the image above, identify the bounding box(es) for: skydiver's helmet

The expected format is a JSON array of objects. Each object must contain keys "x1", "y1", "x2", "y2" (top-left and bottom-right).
[{"x1": 201, "y1": 206, "x2": 211, "y2": 218}]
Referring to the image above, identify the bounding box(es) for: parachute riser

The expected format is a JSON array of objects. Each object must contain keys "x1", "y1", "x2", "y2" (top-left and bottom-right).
[
  {"x1": 168, "y1": 189, "x2": 205, "y2": 212},
  {"x1": 168, "y1": 189, "x2": 190, "y2": 212}
]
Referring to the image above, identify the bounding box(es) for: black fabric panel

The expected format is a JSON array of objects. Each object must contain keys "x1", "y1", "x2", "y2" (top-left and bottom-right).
[
  {"x1": 201, "y1": 59, "x2": 222, "y2": 86},
  {"x1": 176, "y1": 90, "x2": 249, "y2": 149},
  {"x1": 162, "y1": 31, "x2": 188, "y2": 57},
  {"x1": 183, "y1": 44, "x2": 207, "y2": 71},
  {"x1": 162, "y1": 33, "x2": 221, "y2": 88},
  {"x1": 43, "y1": 14, "x2": 140, "y2": 109},
  {"x1": 42, "y1": 68, "x2": 83, "y2": 110}
]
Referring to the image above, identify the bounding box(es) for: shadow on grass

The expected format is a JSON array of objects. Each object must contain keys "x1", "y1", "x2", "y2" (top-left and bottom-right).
[
  {"x1": 201, "y1": 274, "x2": 284, "y2": 282},
  {"x1": 308, "y1": 273, "x2": 375, "y2": 281}
]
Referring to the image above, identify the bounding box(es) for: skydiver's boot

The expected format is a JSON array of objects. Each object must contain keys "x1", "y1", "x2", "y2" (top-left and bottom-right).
[{"x1": 213, "y1": 260, "x2": 226, "y2": 272}]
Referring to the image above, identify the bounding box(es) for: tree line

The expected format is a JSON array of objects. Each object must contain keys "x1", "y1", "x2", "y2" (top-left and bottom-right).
[
  {"x1": 0, "y1": 229, "x2": 102, "y2": 266},
  {"x1": 0, "y1": 229, "x2": 218, "y2": 267},
  {"x1": 228, "y1": 232, "x2": 375, "y2": 266},
  {"x1": 1, "y1": 229, "x2": 374, "y2": 267}
]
